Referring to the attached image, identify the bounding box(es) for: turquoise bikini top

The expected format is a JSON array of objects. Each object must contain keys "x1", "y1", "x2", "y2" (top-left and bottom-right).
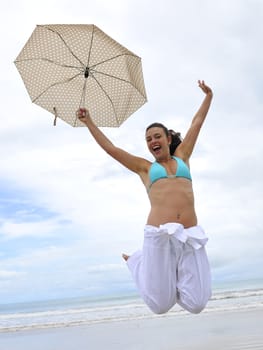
[{"x1": 148, "y1": 156, "x2": 192, "y2": 190}]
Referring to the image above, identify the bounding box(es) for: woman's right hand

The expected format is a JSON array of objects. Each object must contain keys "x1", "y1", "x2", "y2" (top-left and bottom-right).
[{"x1": 76, "y1": 108, "x2": 91, "y2": 124}]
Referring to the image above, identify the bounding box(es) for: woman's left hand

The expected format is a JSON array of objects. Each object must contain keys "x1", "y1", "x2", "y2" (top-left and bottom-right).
[{"x1": 198, "y1": 80, "x2": 213, "y2": 96}]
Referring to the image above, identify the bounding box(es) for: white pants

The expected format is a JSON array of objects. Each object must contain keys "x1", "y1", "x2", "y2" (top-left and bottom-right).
[{"x1": 126, "y1": 223, "x2": 211, "y2": 314}]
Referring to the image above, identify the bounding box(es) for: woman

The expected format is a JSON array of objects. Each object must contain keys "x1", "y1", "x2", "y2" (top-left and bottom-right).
[{"x1": 77, "y1": 80, "x2": 213, "y2": 315}]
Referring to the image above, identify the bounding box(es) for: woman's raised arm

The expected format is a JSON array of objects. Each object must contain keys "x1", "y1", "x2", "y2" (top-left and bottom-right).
[
  {"x1": 77, "y1": 108, "x2": 150, "y2": 174},
  {"x1": 176, "y1": 80, "x2": 213, "y2": 160}
]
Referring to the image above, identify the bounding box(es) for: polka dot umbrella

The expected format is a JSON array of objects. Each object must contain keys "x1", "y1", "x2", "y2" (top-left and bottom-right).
[{"x1": 14, "y1": 24, "x2": 147, "y2": 127}]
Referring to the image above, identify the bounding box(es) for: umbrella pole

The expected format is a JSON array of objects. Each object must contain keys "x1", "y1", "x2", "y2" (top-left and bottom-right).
[
  {"x1": 80, "y1": 78, "x2": 88, "y2": 107},
  {"x1": 74, "y1": 79, "x2": 88, "y2": 127}
]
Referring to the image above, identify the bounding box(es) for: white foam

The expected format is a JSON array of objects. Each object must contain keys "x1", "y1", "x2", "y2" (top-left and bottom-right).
[{"x1": 1, "y1": 288, "x2": 263, "y2": 332}]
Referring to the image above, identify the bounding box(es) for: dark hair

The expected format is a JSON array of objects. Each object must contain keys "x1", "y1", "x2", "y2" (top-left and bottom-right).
[{"x1": 146, "y1": 122, "x2": 182, "y2": 155}]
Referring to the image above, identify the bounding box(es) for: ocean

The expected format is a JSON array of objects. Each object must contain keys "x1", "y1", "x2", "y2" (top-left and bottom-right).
[{"x1": 0, "y1": 279, "x2": 262, "y2": 333}]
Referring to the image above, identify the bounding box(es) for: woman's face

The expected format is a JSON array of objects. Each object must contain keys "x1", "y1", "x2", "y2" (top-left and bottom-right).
[{"x1": 145, "y1": 127, "x2": 170, "y2": 160}]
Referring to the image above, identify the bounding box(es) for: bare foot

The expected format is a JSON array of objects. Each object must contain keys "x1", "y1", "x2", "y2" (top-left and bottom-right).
[{"x1": 122, "y1": 253, "x2": 130, "y2": 261}]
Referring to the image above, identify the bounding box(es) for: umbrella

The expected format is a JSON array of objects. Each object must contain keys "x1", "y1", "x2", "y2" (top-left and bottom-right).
[{"x1": 14, "y1": 24, "x2": 147, "y2": 127}]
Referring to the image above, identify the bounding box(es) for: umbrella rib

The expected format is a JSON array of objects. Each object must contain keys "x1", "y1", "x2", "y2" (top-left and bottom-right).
[
  {"x1": 92, "y1": 69, "x2": 147, "y2": 99},
  {"x1": 89, "y1": 53, "x2": 138, "y2": 69},
  {"x1": 32, "y1": 72, "x2": 82, "y2": 103},
  {"x1": 15, "y1": 57, "x2": 83, "y2": 72},
  {"x1": 41, "y1": 25, "x2": 85, "y2": 67},
  {"x1": 90, "y1": 75, "x2": 120, "y2": 126},
  {"x1": 86, "y1": 24, "x2": 95, "y2": 68},
  {"x1": 92, "y1": 69, "x2": 134, "y2": 86}
]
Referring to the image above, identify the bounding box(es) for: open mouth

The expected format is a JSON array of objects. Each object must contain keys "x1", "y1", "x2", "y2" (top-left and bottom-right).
[{"x1": 152, "y1": 145, "x2": 161, "y2": 153}]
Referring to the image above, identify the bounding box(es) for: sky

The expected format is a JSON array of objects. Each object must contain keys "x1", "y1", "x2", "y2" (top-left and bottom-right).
[{"x1": 0, "y1": 0, "x2": 263, "y2": 304}]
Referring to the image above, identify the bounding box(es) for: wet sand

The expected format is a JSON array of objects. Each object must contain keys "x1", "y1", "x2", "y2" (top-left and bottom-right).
[{"x1": 0, "y1": 308, "x2": 262, "y2": 350}]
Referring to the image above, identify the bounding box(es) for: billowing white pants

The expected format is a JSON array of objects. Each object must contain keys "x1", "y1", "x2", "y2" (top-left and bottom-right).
[{"x1": 126, "y1": 223, "x2": 211, "y2": 314}]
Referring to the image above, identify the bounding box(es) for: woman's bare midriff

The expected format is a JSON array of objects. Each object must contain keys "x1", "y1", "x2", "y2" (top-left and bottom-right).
[{"x1": 146, "y1": 178, "x2": 197, "y2": 228}]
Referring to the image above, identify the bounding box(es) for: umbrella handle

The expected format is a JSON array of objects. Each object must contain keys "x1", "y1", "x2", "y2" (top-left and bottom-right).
[
  {"x1": 75, "y1": 108, "x2": 87, "y2": 121},
  {"x1": 79, "y1": 108, "x2": 86, "y2": 116}
]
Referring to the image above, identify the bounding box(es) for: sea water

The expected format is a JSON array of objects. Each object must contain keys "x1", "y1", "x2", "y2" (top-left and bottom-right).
[{"x1": 0, "y1": 279, "x2": 262, "y2": 333}]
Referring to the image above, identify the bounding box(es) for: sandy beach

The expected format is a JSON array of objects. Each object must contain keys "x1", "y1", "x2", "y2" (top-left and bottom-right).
[{"x1": 0, "y1": 307, "x2": 263, "y2": 350}]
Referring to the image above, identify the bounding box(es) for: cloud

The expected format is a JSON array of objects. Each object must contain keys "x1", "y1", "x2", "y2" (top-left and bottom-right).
[
  {"x1": 0, "y1": 218, "x2": 67, "y2": 239},
  {"x1": 0, "y1": 270, "x2": 24, "y2": 280}
]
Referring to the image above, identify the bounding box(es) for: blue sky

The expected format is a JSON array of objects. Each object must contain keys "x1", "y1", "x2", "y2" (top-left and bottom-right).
[{"x1": 1, "y1": 0, "x2": 263, "y2": 303}]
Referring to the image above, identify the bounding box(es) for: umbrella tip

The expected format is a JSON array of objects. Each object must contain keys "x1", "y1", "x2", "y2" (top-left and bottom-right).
[
  {"x1": 53, "y1": 107, "x2": 58, "y2": 126},
  {"x1": 84, "y1": 67, "x2": 89, "y2": 78}
]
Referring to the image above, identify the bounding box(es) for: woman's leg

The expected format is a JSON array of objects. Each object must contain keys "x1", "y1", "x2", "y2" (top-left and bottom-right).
[
  {"x1": 126, "y1": 224, "x2": 182, "y2": 314},
  {"x1": 175, "y1": 226, "x2": 211, "y2": 314}
]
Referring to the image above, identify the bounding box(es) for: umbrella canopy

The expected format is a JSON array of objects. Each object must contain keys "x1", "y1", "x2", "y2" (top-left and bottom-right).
[{"x1": 14, "y1": 24, "x2": 147, "y2": 127}]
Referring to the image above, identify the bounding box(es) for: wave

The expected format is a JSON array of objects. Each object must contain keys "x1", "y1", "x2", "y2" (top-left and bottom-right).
[
  {"x1": 211, "y1": 287, "x2": 263, "y2": 301},
  {"x1": 0, "y1": 287, "x2": 263, "y2": 333}
]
